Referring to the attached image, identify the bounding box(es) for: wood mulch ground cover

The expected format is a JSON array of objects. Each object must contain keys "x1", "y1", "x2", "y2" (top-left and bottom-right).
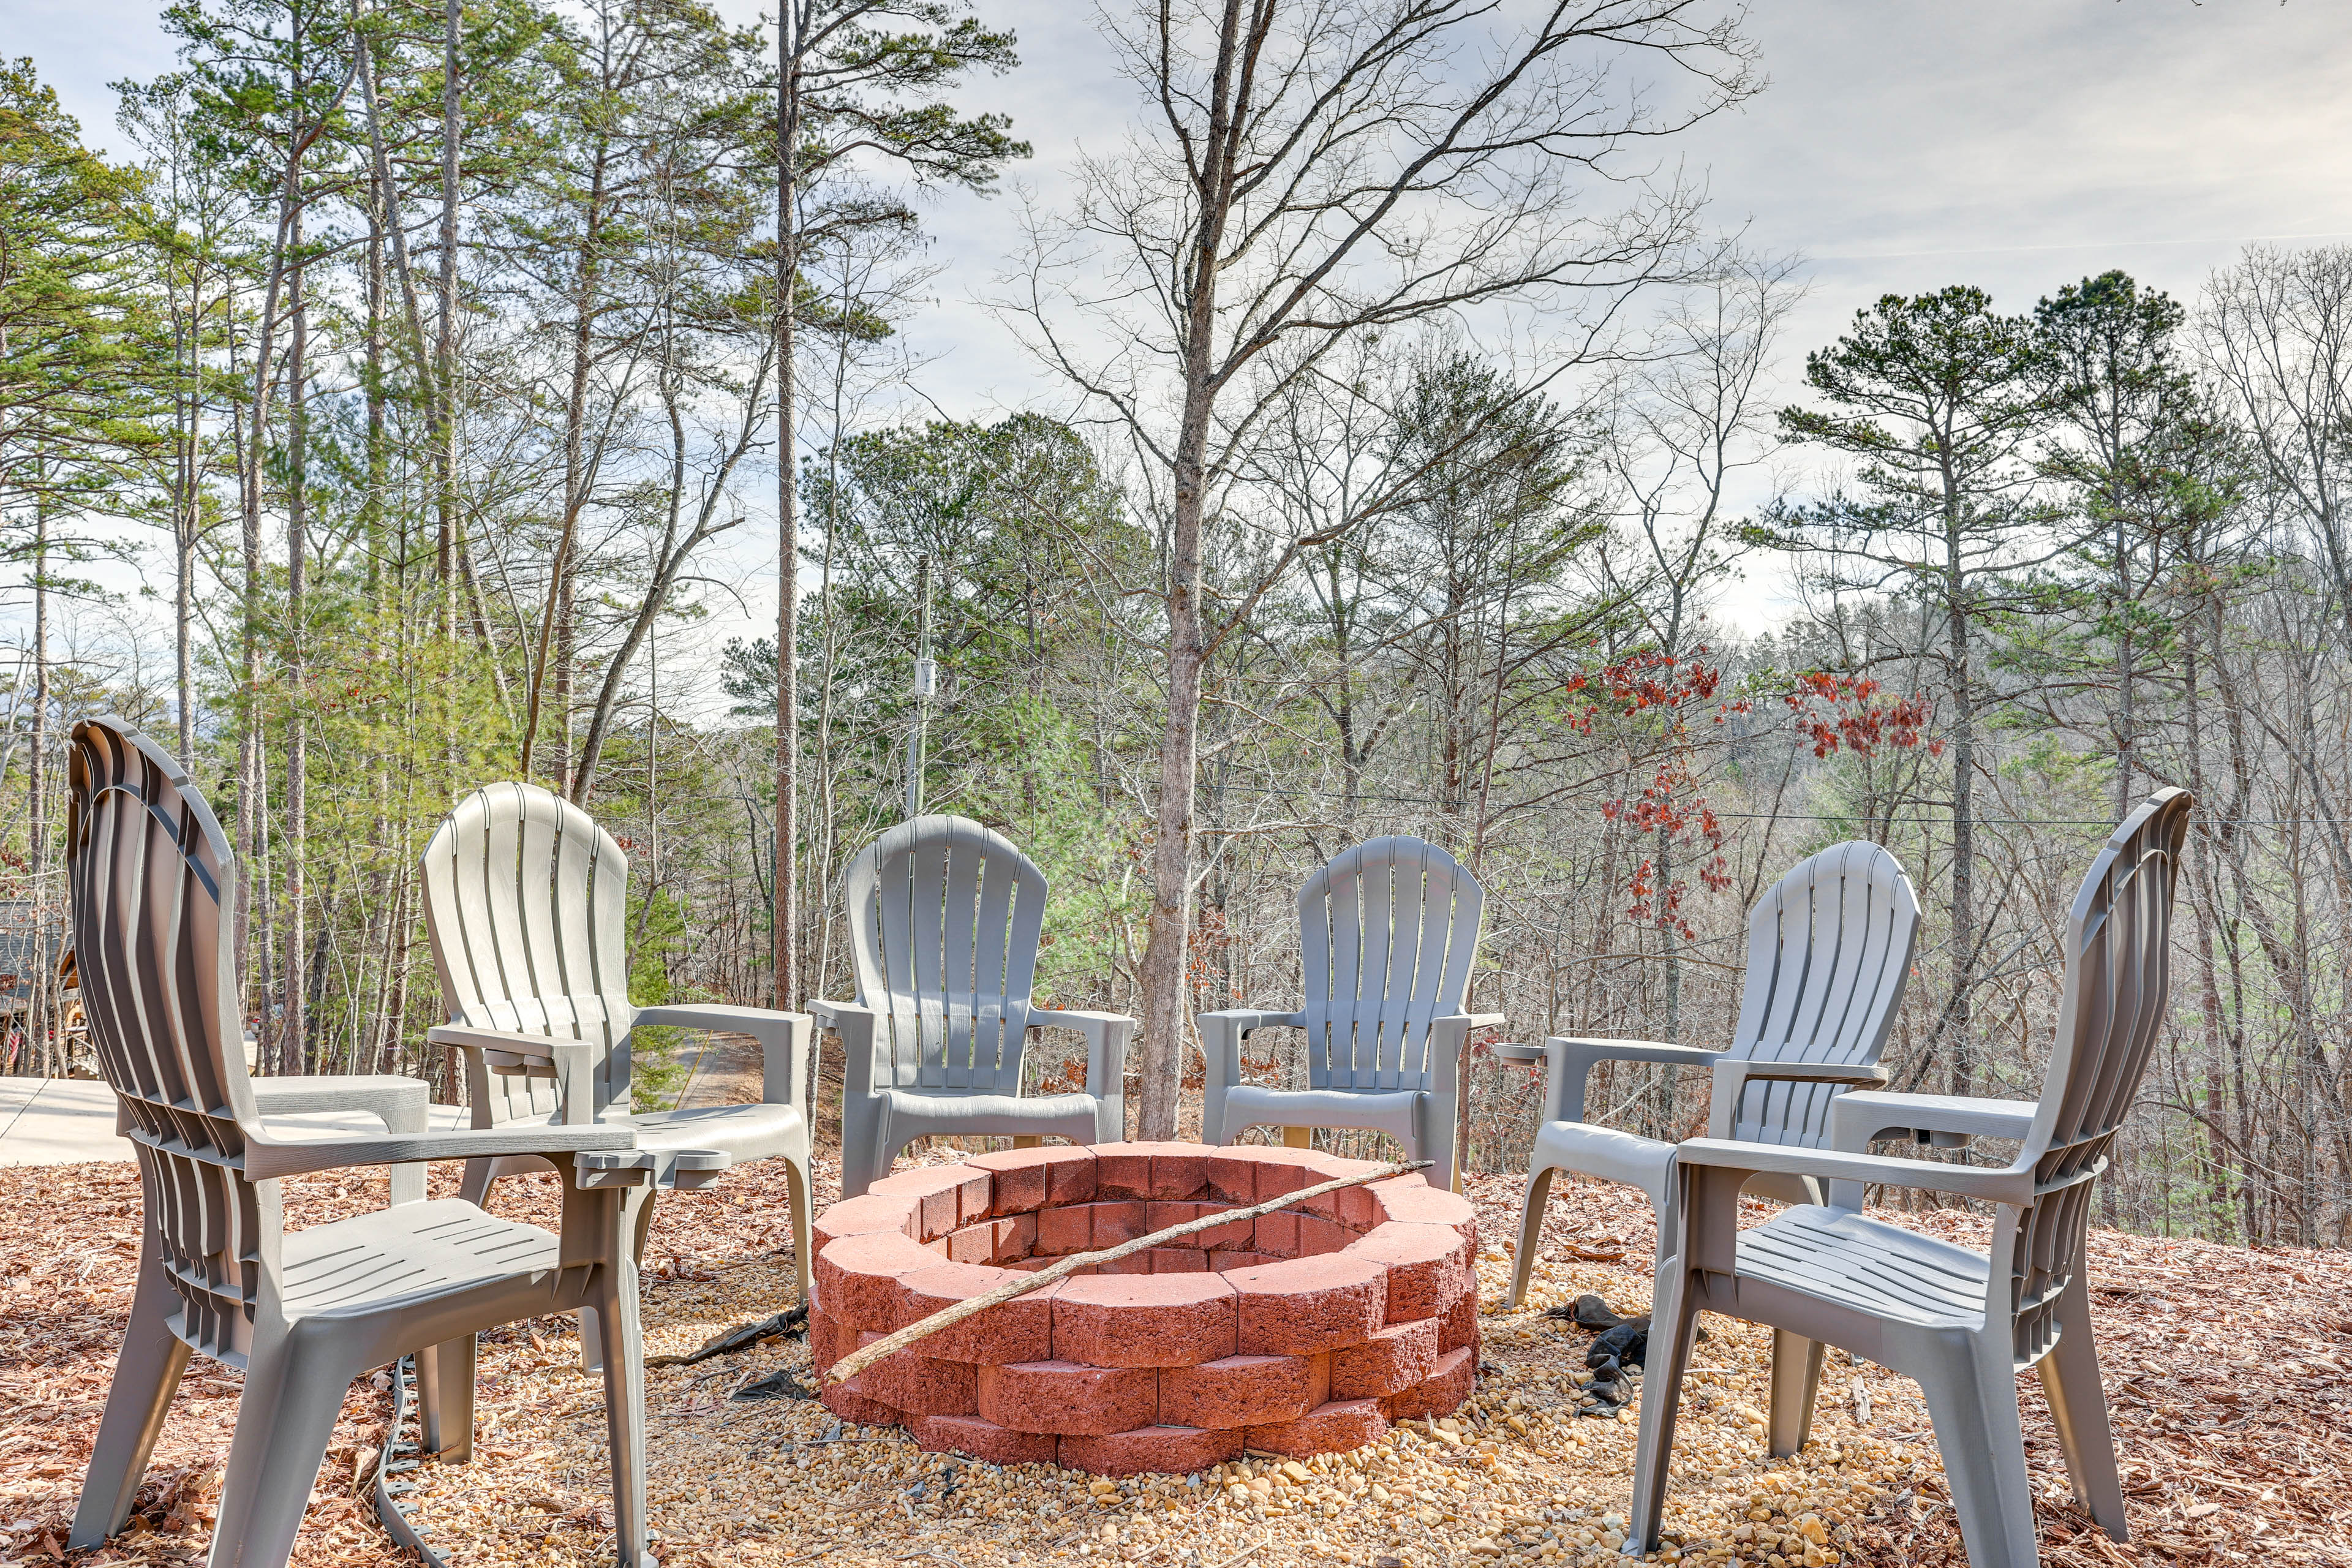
[{"x1": 2, "y1": 1147, "x2": 2347, "y2": 1568}]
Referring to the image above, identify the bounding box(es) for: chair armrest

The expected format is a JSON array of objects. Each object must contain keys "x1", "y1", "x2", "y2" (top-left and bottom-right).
[
  {"x1": 251, "y1": 1074, "x2": 435, "y2": 1205},
  {"x1": 249, "y1": 1074, "x2": 430, "y2": 1131},
  {"x1": 1194, "y1": 1009, "x2": 1306, "y2": 1090},
  {"x1": 1196, "y1": 1008, "x2": 1303, "y2": 1147},
  {"x1": 1724, "y1": 1060, "x2": 1891, "y2": 1086},
  {"x1": 1540, "y1": 1038, "x2": 1725, "y2": 1124},
  {"x1": 809, "y1": 1000, "x2": 888, "y2": 1099},
  {"x1": 633, "y1": 1004, "x2": 814, "y2": 1113},
  {"x1": 1830, "y1": 1090, "x2": 2041, "y2": 1153},
  {"x1": 1424, "y1": 1014, "x2": 1504, "y2": 1194},
  {"x1": 1706, "y1": 1057, "x2": 1890, "y2": 1138},
  {"x1": 1028, "y1": 1008, "x2": 1137, "y2": 1077},
  {"x1": 1672, "y1": 1136, "x2": 2038, "y2": 1207},
  {"x1": 428, "y1": 1025, "x2": 598, "y2": 1126},
  {"x1": 1032, "y1": 1008, "x2": 1134, "y2": 1139},
  {"x1": 243, "y1": 1123, "x2": 637, "y2": 1183},
  {"x1": 1196, "y1": 1008, "x2": 1306, "y2": 1034}
]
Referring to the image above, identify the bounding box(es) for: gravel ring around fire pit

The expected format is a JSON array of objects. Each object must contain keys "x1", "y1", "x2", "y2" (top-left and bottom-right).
[{"x1": 808, "y1": 1142, "x2": 1480, "y2": 1473}]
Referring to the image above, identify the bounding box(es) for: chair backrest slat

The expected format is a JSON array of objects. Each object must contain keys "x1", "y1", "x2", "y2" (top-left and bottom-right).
[
  {"x1": 1725, "y1": 842, "x2": 1921, "y2": 1148},
  {"x1": 843, "y1": 816, "x2": 1046, "y2": 1095},
  {"x1": 69, "y1": 717, "x2": 271, "y2": 1366},
  {"x1": 420, "y1": 783, "x2": 636, "y2": 1119},
  {"x1": 1298, "y1": 837, "x2": 1483, "y2": 1094},
  {"x1": 2005, "y1": 790, "x2": 2191, "y2": 1364}
]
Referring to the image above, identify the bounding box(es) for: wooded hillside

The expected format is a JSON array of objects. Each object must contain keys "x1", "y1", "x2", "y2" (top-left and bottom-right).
[{"x1": 6, "y1": 0, "x2": 2352, "y2": 1249}]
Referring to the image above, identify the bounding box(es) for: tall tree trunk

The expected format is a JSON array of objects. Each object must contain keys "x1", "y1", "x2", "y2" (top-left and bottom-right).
[
  {"x1": 176, "y1": 256, "x2": 201, "y2": 761},
  {"x1": 437, "y1": 0, "x2": 461, "y2": 639},
  {"x1": 1946, "y1": 521, "x2": 1975, "y2": 1096},
  {"x1": 1140, "y1": 388, "x2": 1209, "y2": 1140},
  {"x1": 522, "y1": 139, "x2": 605, "y2": 786},
  {"x1": 774, "y1": 8, "x2": 800, "y2": 1011},
  {"x1": 2113, "y1": 513, "x2": 2134, "y2": 822},
  {"x1": 283, "y1": 228, "x2": 309, "y2": 1077},
  {"x1": 1132, "y1": 0, "x2": 1253, "y2": 1142},
  {"x1": 30, "y1": 490, "x2": 48, "y2": 1076}
]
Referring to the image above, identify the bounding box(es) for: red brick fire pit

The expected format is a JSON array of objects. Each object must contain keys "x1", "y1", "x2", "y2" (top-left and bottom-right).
[{"x1": 807, "y1": 1142, "x2": 1480, "y2": 1475}]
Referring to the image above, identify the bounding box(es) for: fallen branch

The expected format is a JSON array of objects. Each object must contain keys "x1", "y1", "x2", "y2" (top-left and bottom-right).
[{"x1": 824, "y1": 1156, "x2": 1431, "y2": 1387}]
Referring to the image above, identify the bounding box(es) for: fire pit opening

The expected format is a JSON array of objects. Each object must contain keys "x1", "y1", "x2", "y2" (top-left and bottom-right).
[{"x1": 807, "y1": 1142, "x2": 1480, "y2": 1475}]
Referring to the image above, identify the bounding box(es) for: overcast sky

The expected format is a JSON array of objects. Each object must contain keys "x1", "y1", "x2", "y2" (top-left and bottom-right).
[{"x1": 13, "y1": 0, "x2": 2352, "y2": 674}]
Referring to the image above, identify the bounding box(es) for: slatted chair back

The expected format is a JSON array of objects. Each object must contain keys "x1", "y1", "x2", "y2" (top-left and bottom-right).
[
  {"x1": 1297, "y1": 836, "x2": 1483, "y2": 1094},
  {"x1": 420, "y1": 782, "x2": 635, "y2": 1122},
  {"x1": 1719, "y1": 841, "x2": 1922, "y2": 1148},
  {"x1": 68, "y1": 717, "x2": 265, "y2": 1365},
  {"x1": 2003, "y1": 788, "x2": 2190, "y2": 1365},
  {"x1": 843, "y1": 815, "x2": 1048, "y2": 1097}
]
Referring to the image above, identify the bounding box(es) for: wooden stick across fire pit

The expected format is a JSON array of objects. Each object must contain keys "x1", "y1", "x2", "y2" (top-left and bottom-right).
[{"x1": 823, "y1": 1156, "x2": 1433, "y2": 1387}]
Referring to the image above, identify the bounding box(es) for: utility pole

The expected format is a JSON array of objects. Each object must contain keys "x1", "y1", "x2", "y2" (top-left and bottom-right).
[{"x1": 906, "y1": 552, "x2": 934, "y2": 819}]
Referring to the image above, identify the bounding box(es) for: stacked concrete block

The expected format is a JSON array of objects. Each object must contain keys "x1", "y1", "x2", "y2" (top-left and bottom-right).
[{"x1": 808, "y1": 1141, "x2": 1480, "y2": 1474}]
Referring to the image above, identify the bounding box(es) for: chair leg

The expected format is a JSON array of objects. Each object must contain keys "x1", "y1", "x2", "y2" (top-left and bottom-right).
[
  {"x1": 840, "y1": 1092, "x2": 888, "y2": 1200},
  {"x1": 2038, "y1": 1273, "x2": 2127, "y2": 1541},
  {"x1": 784, "y1": 1153, "x2": 816, "y2": 1303},
  {"x1": 417, "y1": 1334, "x2": 477, "y2": 1461},
  {"x1": 582, "y1": 1186, "x2": 662, "y2": 1374},
  {"x1": 1506, "y1": 1165, "x2": 1555, "y2": 1310},
  {"x1": 70, "y1": 1238, "x2": 192, "y2": 1547},
  {"x1": 1281, "y1": 1126, "x2": 1313, "y2": 1150},
  {"x1": 633, "y1": 1186, "x2": 661, "y2": 1262},
  {"x1": 867, "y1": 1122, "x2": 904, "y2": 1196},
  {"x1": 1915, "y1": 1338, "x2": 2041, "y2": 1568},
  {"x1": 205, "y1": 1325, "x2": 355, "y2": 1568},
  {"x1": 1416, "y1": 1096, "x2": 1461, "y2": 1194},
  {"x1": 458, "y1": 1155, "x2": 500, "y2": 1207},
  {"x1": 593, "y1": 1199, "x2": 653, "y2": 1568},
  {"x1": 1766, "y1": 1329, "x2": 1825, "y2": 1458},
  {"x1": 1626, "y1": 1254, "x2": 1701, "y2": 1556}
]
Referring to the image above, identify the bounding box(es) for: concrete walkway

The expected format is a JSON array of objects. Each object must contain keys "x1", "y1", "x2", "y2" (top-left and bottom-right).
[
  {"x1": 0, "y1": 1076, "x2": 132, "y2": 1164},
  {"x1": 0, "y1": 1077, "x2": 474, "y2": 1166}
]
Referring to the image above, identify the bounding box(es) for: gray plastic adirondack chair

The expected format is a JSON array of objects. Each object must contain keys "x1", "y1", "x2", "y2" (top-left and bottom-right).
[
  {"x1": 815, "y1": 815, "x2": 1133, "y2": 1199},
  {"x1": 1498, "y1": 840, "x2": 1919, "y2": 1302},
  {"x1": 63, "y1": 718, "x2": 653, "y2": 1568},
  {"x1": 421, "y1": 782, "x2": 818, "y2": 1308},
  {"x1": 1199, "y1": 836, "x2": 1501, "y2": 1194},
  {"x1": 1629, "y1": 790, "x2": 2192, "y2": 1568}
]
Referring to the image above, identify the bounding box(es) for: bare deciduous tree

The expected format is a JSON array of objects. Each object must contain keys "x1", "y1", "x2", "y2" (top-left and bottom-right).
[{"x1": 1003, "y1": 0, "x2": 1758, "y2": 1138}]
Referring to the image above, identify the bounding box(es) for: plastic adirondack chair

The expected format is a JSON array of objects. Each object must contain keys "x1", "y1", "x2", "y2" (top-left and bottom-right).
[
  {"x1": 420, "y1": 782, "x2": 818, "y2": 1308},
  {"x1": 64, "y1": 718, "x2": 653, "y2": 1568},
  {"x1": 1629, "y1": 790, "x2": 2192, "y2": 1568},
  {"x1": 1498, "y1": 841, "x2": 1919, "y2": 1302},
  {"x1": 1199, "y1": 836, "x2": 1501, "y2": 1194},
  {"x1": 816, "y1": 815, "x2": 1133, "y2": 1199}
]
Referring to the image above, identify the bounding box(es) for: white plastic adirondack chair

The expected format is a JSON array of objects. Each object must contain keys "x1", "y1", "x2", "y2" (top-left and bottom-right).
[
  {"x1": 420, "y1": 783, "x2": 816, "y2": 1306},
  {"x1": 65, "y1": 718, "x2": 653, "y2": 1568},
  {"x1": 1199, "y1": 836, "x2": 1501, "y2": 1193},
  {"x1": 1498, "y1": 840, "x2": 1919, "y2": 1302},
  {"x1": 815, "y1": 815, "x2": 1133, "y2": 1199},
  {"x1": 1629, "y1": 790, "x2": 2192, "y2": 1568}
]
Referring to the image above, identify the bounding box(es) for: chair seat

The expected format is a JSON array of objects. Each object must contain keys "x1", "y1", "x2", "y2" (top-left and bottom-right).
[
  {"x1": 1528, "y1": 1118, "x2": 1676, "y2": 1207},
  {"x1": 625, "y1": 1101, "x2": 807, "y2": 1162},
  {"x1": 277, "y1": 1199, "x2": 562, "y2": 1324},
  {"x1": 881, "y1": 1087, "x2": 1098, "y2": 1134},
  {"x1": 1733, "y1": 1205, "x2": 1991, "y2": 1332},
  {"x1": 1221, "y1": 1084, "x2": 1422, "y2": 1141}
]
